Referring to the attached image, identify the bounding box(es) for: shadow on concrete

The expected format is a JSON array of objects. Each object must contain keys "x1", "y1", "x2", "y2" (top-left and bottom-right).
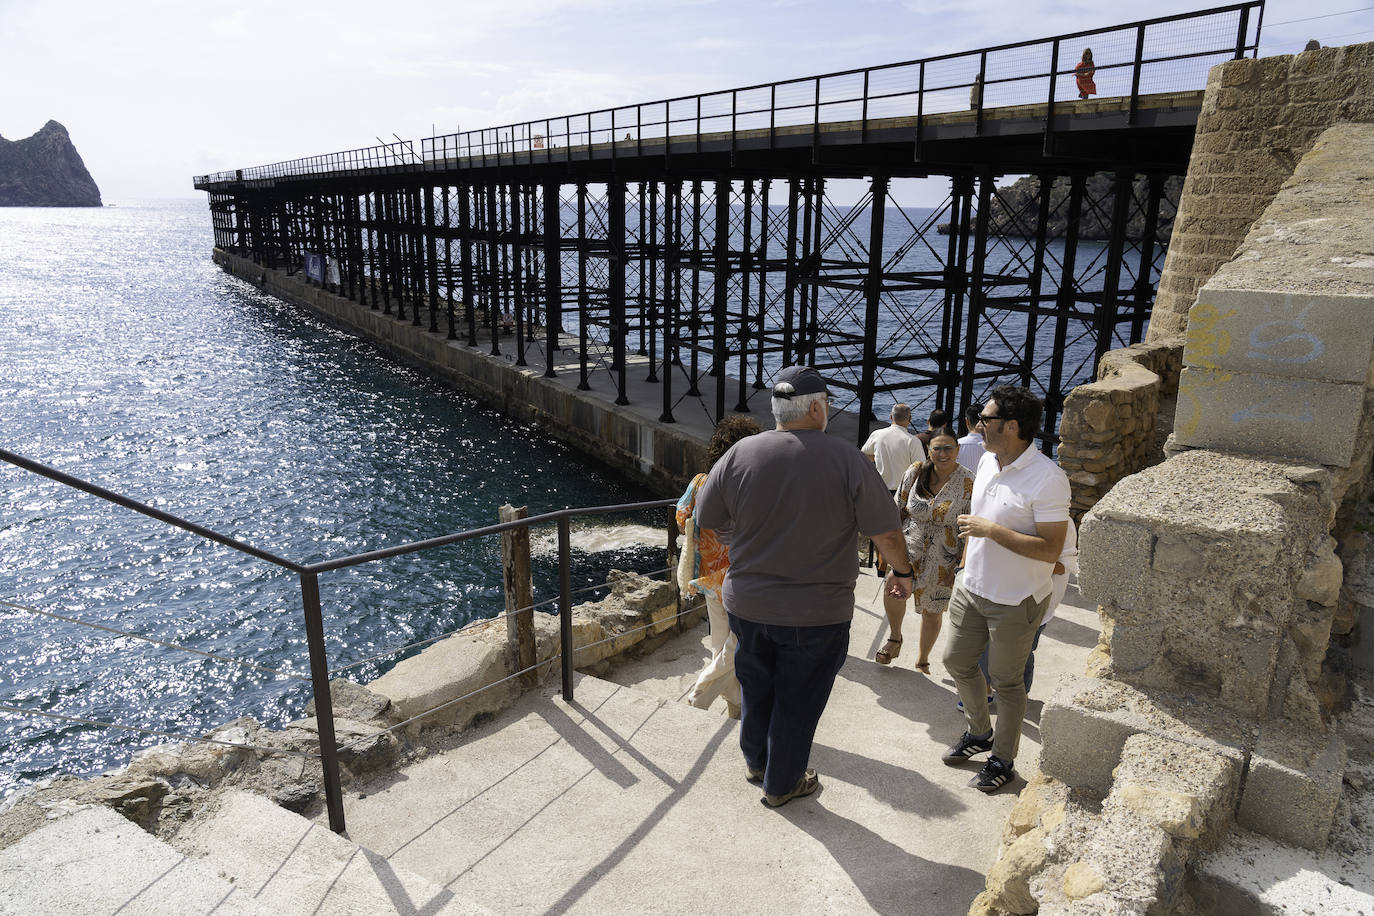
[
  {"x1": 1046, "y1": 616, "x2": 1099, "y2": 650},
  {"x1": 538, "y1": 696, "x2": 642, "y2": 789},
  {"x1": 540, "y1": 716, "x2": 735, "y2": 915},
  {"x1": 783, "y1": 796, "x2": 988, "y2": 916},
  {"x1": 809, "y1": 741, "x2": 968, "y2": 819}
]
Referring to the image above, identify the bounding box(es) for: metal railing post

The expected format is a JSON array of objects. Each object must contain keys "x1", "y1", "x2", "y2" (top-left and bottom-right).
[
  {"x1": 299, "y1": 571, "x2": 346, "y2": 834},
  {"x1": 1129, "y1": 24, "x2": 1146, "y2": 125},
  {"x1": 558, "y1": 515, "x2": 575, "y2": 701}
]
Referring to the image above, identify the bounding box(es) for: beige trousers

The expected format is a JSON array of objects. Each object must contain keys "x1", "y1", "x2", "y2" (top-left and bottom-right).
[
  {"x1": 687, "y1": 592, "x2": 741, "y2": 715},
  {"x1": 942, "y1": 573, "x2": 1048, "y2": 763}
]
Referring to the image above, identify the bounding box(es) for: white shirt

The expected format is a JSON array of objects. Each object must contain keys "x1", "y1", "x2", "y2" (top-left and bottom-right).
[
  {"x1": 861, "y1": 424, "x2": 926, "y2": 490},
  {"x1": 1044, "y1": 517, "x2": 1079, "y2": 627},
  {"x1": 962, "y1": 446, "x2": 1072, "y2": 605},
  {"x1": 956, "y1": 431, "x2": 985, "y2": 472}
]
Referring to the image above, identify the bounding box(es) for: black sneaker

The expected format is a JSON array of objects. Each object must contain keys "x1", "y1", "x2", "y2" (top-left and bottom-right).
[
  {"x1": 970, "y1": 756, "x2": 1015, "y2": 793},
  {"x1": 942, "y1": 731, "x2": 994, "y2": 764}
]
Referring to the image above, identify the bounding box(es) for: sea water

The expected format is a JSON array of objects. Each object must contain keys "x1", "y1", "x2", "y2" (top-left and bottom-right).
[{"x1": 0, "y1": 199, "x2": 661, "y2": 796}]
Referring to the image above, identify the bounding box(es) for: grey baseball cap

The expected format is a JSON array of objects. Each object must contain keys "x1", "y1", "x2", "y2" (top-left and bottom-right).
[{"x1": 771, "y1": 365, "x2": 828, "y2": 399}]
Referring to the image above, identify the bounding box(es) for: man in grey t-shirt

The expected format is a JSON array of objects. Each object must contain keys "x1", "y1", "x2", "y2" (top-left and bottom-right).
[{"x1": 696, "y1": 365, "x2": 915, "y2": 807}]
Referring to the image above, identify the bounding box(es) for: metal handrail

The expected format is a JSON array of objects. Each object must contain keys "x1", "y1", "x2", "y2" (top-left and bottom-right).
[
  {"x1": 1, "y1": 447, "x2": 677, "y2": 834},
  {"x1": 193, "y1": 2, "x2": 1263, "y2": 187}
]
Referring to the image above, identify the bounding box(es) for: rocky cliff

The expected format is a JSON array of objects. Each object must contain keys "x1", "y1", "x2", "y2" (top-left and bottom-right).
[
  {"x1": 940, "y1": 172, "x2": 1182, "y2": 241},
  {"x1": 0, "y1": 121, "x2": 102, "y2": 207}
]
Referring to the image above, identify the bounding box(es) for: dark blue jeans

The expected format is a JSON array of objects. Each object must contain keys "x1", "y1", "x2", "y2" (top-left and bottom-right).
[{"x1": 728, "y1": 613, "x2": 850, "y2": 796}]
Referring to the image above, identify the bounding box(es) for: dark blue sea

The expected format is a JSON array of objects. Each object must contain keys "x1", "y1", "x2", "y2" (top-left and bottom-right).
[{"x1": 0, "y1": 199, "x2": 662, "y2": 797}]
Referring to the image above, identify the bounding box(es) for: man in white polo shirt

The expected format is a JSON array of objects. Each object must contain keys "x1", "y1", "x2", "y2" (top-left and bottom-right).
[
  {"x1": 861, "y1": 402, "x2": 926, "y2": 492},
  {"x1": 941, "y1": 386, "x2": 1070, "y2": 793}
]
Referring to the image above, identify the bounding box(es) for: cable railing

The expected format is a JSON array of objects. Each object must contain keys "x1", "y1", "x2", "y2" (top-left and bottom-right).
[
  {"x1": 0, "y1": 447, "x2": 679, "y2": 834},
  {"x1": 193, "y1": 2, "x2": 1263, "y2": 188}
]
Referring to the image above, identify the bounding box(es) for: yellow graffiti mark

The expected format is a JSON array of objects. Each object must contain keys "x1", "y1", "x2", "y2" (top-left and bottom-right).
[
  {"x1": 1186, "y1": 302, "x2": 1238, "y2": 371},
  {"x1": 1176, "y1": 370, "x2": 1234, "y2": 440}
]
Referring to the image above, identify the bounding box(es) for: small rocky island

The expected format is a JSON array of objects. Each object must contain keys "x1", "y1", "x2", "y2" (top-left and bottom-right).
[
  {"x1": 938, "y1": 172, "x2": 1183, "y2": 241},
  {"x1": 0, "y1": 120, "x2": 102, "y2": 207}
]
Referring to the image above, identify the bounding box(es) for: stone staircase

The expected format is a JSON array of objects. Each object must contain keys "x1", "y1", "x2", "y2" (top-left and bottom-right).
[{"x1": 0, "y1": 790, "x2": 493, "y2": 915}]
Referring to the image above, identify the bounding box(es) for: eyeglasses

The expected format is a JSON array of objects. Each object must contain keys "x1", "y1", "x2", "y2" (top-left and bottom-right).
[
  {"x1": 975, "y1": 414, "x2": 1003, "y2": 426},
  {"x1": 930, "y1": 445, "x2": 957, "y2": 452}
]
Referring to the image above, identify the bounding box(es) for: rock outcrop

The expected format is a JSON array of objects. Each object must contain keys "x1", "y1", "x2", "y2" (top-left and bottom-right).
[
  {"x1": 939, "y1": 173, "x2": 1182, "y2": 241},
  {"x1": 0, "y1": 120, "x2": 102, "y2": 207}
]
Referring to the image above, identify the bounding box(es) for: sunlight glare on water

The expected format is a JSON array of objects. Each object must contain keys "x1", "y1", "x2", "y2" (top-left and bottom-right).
[{"x1": 0, "y1": 199, "x2": 660, "y2": 796}]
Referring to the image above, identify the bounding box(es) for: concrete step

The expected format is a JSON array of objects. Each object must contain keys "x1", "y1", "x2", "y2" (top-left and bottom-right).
[
  {"x1": 169, "y1": 789, "x2": 495, "y2": 916},
  {"x1": 0, "y1": 804, "x2": 279, "y2": 916},
  {"x1": 335, "y1": 672, "x2": 992, "y2": 915},
  {"x1": 1191, "y1": 828, "x2": 1374, "y2": 915}
]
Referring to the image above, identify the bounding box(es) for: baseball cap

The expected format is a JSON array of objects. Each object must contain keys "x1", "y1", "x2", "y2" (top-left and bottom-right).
[{"x1": 771, "y1": 365, "x2": 828, "y2": 399}]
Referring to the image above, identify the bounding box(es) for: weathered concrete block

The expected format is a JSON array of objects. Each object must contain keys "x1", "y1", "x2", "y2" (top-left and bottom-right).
[
  {"x1": 1078, "y1": 516, "x2": 1155, "y2": 613},
  {"x1": 1236, "y1": 725, "x2": 1345, "y2": 851},
  {"x1": 1108, "y1": 733, "x2": 1239, "y2": 850},
  {"x1": 368, "y1": 624, "x2": 516, "y2": 732},
  {"x1": 1173, "y1": 366, "x2": 1364, "y2": 465},
  {"x1": 1039, "y1": 675, "x2": 1246, "y2": 796},
  {"x1": 1183, "y1": 289, "x2": 1374, "y2": 383}
]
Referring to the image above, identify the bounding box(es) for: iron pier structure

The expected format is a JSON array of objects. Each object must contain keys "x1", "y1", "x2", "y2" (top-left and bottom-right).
[{"x1": 195, "y1": 4, "x2": 1263, "y2": 448}]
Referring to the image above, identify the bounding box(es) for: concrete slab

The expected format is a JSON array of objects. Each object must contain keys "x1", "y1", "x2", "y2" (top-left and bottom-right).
[
  {"x1": 1183, "y1": 289, "x2": 1374, "y2": 384},
  {"x1": 171, "y1": 790, "x2": 493, "y2": 916},
  {"x1": 337, "y1": 569, "x2": 1102, "y2": 915},
  {"x1": 1191, "y1": 829, "x2": 1374, "y2": 916},
  {"x1": 0, "y1": 805, "x2": 277, "y2": 916},
  {"x1": 1173, "y1": 366, "x2": 1364, "y2": 465},
  {"x1": 1237, "y1": 727, "x2": 1346, "y2": 853}
]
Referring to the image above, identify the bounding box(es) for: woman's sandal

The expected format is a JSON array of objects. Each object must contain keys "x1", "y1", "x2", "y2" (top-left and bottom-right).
[
  {"x1": 913, "y1": 660, "x2": 931, "y2": 674},
  {"x1": 875, "y1": 637, "x2": 903, "y2": 665}
]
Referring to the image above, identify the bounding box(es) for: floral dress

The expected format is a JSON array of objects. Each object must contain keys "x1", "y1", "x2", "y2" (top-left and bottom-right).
[
  {"x1": 676, "y1": 473, "x2": 729, "y2": 599},
  {"x1": 894, "y1": 462, "x2": 975, "y2": 612}
]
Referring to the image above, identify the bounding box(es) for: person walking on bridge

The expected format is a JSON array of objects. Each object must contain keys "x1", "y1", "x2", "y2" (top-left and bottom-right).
[
  {"x1": 1075, "y1": 48, "x2": 1096, "y2": 99},
  {"x1": 696, "y1": 365, "x2": 914, "y2": 808}
]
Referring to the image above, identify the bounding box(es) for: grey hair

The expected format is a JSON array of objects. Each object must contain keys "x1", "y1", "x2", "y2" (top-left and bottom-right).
[
  {"x1": 890, "y1": 403, "x2": 912, "y2": 424},
  {"x1": 772, "y1": 390, "x2": 826, "y2": 425}
]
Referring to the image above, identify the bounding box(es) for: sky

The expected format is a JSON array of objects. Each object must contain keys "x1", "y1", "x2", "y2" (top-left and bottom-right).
[{"x1": 2, "y1": 0, "x2": 1371, "y2": 205}]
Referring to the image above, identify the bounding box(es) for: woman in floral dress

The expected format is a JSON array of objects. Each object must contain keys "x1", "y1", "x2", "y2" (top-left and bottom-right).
[
  {"x1": 676, "y1": 415, "x2": 762, "y2": 716},
  {"x1": 874, "y1": 428, "x2": 976, "y2": 672}
]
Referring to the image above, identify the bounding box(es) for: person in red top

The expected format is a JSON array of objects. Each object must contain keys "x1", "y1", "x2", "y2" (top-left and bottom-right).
[{"x1": 1075, "y1": 48, "x2": 1096, "y2": 99}]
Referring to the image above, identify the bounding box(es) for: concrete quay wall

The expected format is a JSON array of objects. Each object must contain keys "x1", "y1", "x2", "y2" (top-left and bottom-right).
[{"x1": 214, "y1": 249, "x2": 707, "y2": 497}]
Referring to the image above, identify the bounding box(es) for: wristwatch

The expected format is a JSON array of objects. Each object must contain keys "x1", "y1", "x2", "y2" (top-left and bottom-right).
[{"x1": 892, "y1": 569, "x2": 914, "y2": 578}]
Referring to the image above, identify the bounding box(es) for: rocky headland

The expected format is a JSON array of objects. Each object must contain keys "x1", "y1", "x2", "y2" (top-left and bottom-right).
[
  {"x1": 939, "y1": 172, "x2": 1182, "y2": 241},
  {"x1": 0, "y1": 120, "x2": 102, "y2": 207}
]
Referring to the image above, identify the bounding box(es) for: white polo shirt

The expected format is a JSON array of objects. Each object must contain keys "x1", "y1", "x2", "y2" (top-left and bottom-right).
[
  {"x1": 956, "y1": 431, "x2": 985, "y2": 472},
  {"x1": 861, "y1": 424, "x2": 926, "y2": 490},
  {"x1": 962, "y1": 445, "x2": 1071, "y2": 605}
]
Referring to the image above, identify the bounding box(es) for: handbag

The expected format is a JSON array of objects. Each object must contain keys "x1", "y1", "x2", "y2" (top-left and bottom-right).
[{"x1": 676, "y1": 513, "x2": 698, "y2": 595}]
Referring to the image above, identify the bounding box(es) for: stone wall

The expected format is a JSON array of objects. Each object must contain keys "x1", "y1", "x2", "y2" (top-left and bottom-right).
[
  {"x1": 1148, "y1": 41, "x2": 1374, "y2": 342},
  {"x1": 1056, "y1": 339, "x2": 1182, "y2": 518},
  {"x1": 971, "y1": 120, "x2": 1374, "y2": 916}
]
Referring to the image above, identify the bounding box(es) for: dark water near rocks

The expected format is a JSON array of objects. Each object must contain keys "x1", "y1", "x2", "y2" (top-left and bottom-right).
[{"x1": 0, "y1": 199, "x2": 661, "y2": 797}]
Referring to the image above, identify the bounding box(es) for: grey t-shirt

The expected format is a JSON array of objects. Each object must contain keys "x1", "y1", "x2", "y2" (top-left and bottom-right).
[{"x1": 695, "y1": 428, "x2": 901, "y2": 626}]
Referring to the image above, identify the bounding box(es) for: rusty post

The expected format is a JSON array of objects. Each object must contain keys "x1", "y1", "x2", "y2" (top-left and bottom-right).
[{"x1": 499, "y1": 504, "x2": 537, "y2": 687}]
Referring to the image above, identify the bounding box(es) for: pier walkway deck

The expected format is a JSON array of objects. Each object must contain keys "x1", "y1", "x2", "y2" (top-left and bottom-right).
[{"x1": 332, "y1": 569, "x2": 1102, "y2": 914}]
